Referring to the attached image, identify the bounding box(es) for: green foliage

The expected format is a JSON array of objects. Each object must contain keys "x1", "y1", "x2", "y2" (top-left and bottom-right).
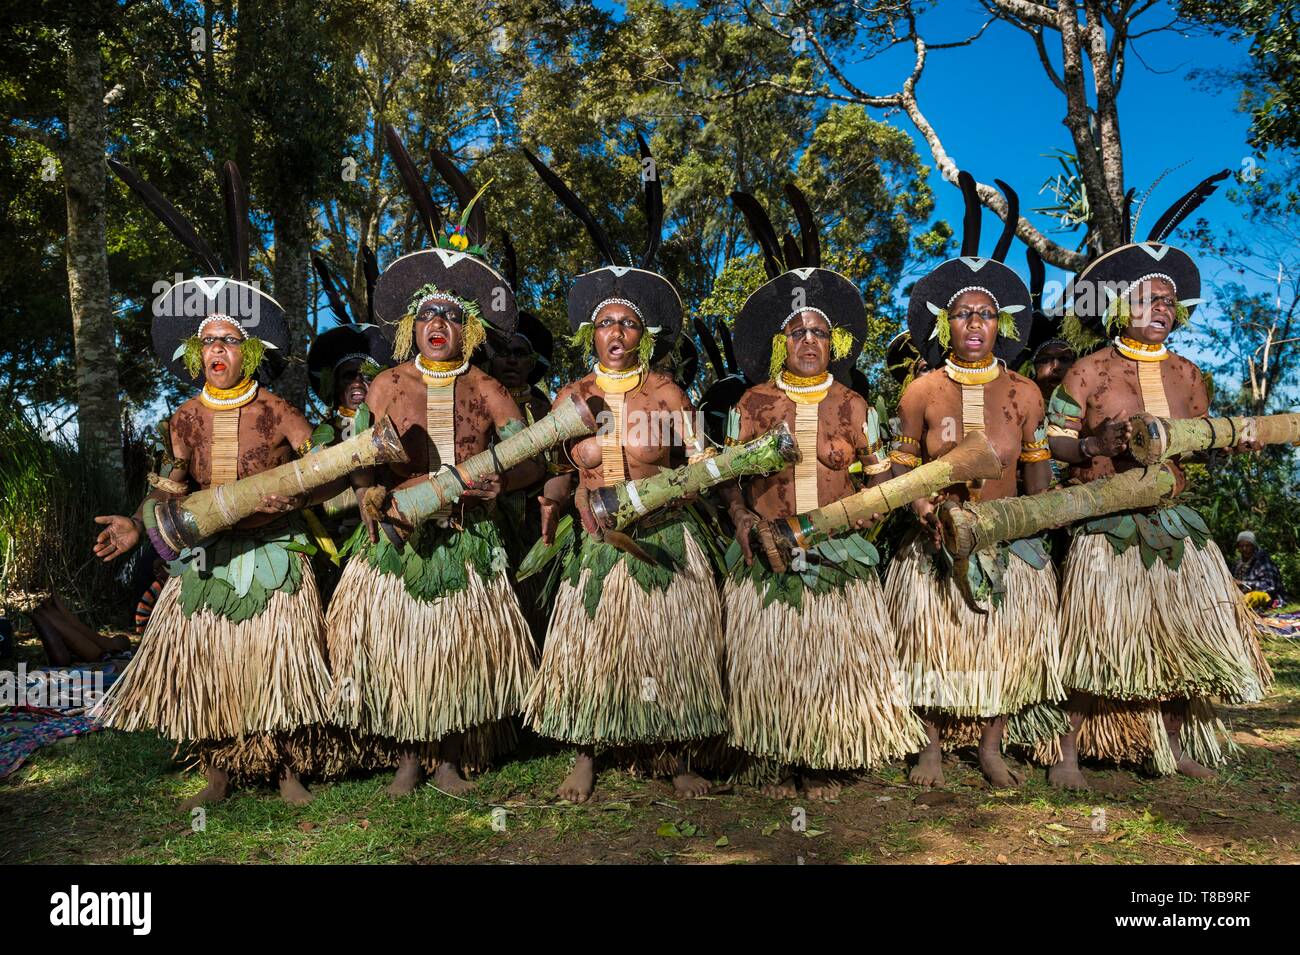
[
  {"x1": 351, "y1": 514, "x2": 503, "y2": 603},
  {"x1": 1078, "y1": 504, "x2": 1211, "y2": 571},
  {"x1": 725, "y1": 530, "x2": 880, "y2": 611},
  {"x1": 176, "y1": 522, "x2": 308, "y2": 622},
  {"x1": 0, "y1": 410, "x2": 139, "y2": 624}
]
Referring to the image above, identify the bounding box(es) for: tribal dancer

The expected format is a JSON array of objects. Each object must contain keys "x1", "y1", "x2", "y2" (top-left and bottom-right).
[
  {"x1": 521, "y1": 137, "x2": 727, "y2": 803},
  {"x1": 718, "y1": 186, "x2": 926, "y2": 799},
  {"x1": 93, "y1": 160, "x2": 336, "y2": 807},
  {"x1": 324, "y1": 128, "x2": 540, "y2": 796},
  {"x1": 1045, "y1": 170, "x2": 1270, "y2": 786},
  {"x1": 886, "y1": 173, "x2": 1063, "y2": 788}
]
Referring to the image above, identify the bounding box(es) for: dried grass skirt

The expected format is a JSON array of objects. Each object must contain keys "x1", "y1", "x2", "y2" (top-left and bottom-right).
[
  {"x1": 523, "y1": 529, "x2": 727, "y2": 746},
  {"x1": 1051, "y1": 533, "x2": 1272, "y2": 770},
  {"x1": 885, "y1": 535, "x2": 1065, "y2": 726},
  {"x1": 723, "y1": 572, "x2": 926, "y2": 770},
  {"x1": 324, "y1": 557, "x2": 537, "y2": 748},
  {"x1": 92, "y1": 555, "x2": 333, "y2": 779}
]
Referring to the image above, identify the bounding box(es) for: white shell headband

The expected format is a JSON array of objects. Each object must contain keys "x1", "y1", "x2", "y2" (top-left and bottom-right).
[
  {"x1": 783, "y1": 306, "x2": 831, "y2": 326},
  {"x1": 581, "y1": 297, "x2": 662, "y2": 335}
]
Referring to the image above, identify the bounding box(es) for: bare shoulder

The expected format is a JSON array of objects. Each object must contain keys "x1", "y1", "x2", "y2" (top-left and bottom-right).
[
  {"x1": 832, "y1": 380, "x2": 867, "y2": 415},
  {"x1": 738, "y1": 380, "x2": 781, "y2": 412},
  {"x1": 1167, "y1": 351, "x2": 1202, "y2": 377},
  {"x1": 644, "y1": 369, "x2": 689, "y2": 409},
  {"x1": 464, "y1": 364, "x2": 510, "y2": 399}
]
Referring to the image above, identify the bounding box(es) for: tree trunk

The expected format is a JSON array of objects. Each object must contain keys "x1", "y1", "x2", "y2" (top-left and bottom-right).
[
  {"x1": 272, "y1": 197, "x2": 312, "y2": 406},
  {"x1": 63, "y1": 22, "x2": 124, "y2": 496}
]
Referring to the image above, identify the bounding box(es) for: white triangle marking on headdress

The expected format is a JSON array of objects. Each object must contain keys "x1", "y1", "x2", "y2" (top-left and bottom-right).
[
  {"x1": 959, "y1": 257, "x2": 990, "y2": 271},
  {"x1": 606, "y1": 266, "x2": 632, "y2": 277},
  {"x1": 1137, "y1": 243, "x2": 1170, "y2": 261},
  {"x1": 791, "y1": 268, "x2": 817, "y2": 280},
  {"x1": 433, "y1": 249, "x2": 470, "y2": 267},
  {"x1": 192, "y1": 276, "x2": 229, "y2": 299}
]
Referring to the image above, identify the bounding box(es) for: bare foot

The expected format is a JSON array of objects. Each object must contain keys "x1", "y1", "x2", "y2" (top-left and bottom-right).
[
  {"x1": 558, "y1": 750, "x2": 594, "y2": 803},
  {"x1": 761, "y1": 777, "x2": 798, "y2": 799},
  {"x1": 1047, "y1": 763, "x2": 1090, "y2": 790},
  {"x1": 1175, "y1": 756, "x2": 1216, "y2": 779},
  {"x1": 278, "y1": 769, "x2": 314, "y2": 806},
  {"x1": 909, "y1": 742, "x2": 945, "y2": 787},
  {"x1": 431, "y1": 760, "x2": 477, "y2": 797},
  {"x1": 801, "y1": 772, "x2": 842, "y2": 801},
  {"x1": 978, "y1": 749, "x2": 1024, "y2": 788},
  {"x1": 180, "y1": 766, "x2": 230, "y2": 810},
  {"x1": 386, "y1": 751, "x2": 423, "y2": 797},
  {"x1": 672, "y1": 770, "x2": 711, "y2": 799}
]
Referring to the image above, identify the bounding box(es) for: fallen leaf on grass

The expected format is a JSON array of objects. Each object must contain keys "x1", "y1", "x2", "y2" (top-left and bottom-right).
[
  {"x1": 996, "y1": 854, "x2": 1008, "y2": 864},
  {"x1": 601, "y1": 802, "x2": 632, "y2": 811},
  {"x1": 761, "y1": 822, "x2": 781, "y2": 837},
  {"x1": 298, "y1": 822, "x2": 317, "y2": 833},
  {"x1": 356, "y1": 818, "x2": 370, "y2": 830},
  {"x1": 715, "y1": 836, "x2": 730, "y2": 848}
]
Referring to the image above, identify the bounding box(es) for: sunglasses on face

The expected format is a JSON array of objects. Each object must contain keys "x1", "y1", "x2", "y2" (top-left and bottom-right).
[
  {"x1": 1134, "y1": 294, "x2": 1176, "y2": 310},
  {"x1": 201, "y1": 335, "x2": 245, "y2": 347},
  {"x1": 416, "y1": 304, "x2": 464, "y2": 323},
  {"x1": 950, "y1": 308, "x2": 998, "y2": 323},
  {"x1": 787, "y1": 326, "x2": 830, "y2": 342},
  {"x1": 595, "y1": 317, "x2": 644, "y2": 332}
]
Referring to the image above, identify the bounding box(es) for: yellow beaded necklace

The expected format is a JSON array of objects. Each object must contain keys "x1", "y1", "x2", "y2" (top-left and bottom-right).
[{"x1": 200, "y1": 376, "x2": 258, "y2": 410}]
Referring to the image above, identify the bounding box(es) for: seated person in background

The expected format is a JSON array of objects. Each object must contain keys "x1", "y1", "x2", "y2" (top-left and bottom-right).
[{"x1": 1233, "y1": 531, "x2": 1287, "y2": 610}]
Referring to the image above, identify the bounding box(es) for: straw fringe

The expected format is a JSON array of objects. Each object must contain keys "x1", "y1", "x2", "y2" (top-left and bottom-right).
[
  {"x1": 1033, "y1": 696, "x2": 1238, "y2": 774},
  {"x1": 93, "y1": 555, "x2": 333, "y2": 745},
  {"x1": 723, "y1": 573, "x2": 926, "y2": 769},
  {"x1": 1059, "y1": 533, "x2": 1270, "y2": 702},
  {"x1": 324, "y1": 557, "x2": 537, "y2": 744},
  {"x1": 885, "y1": 535, "x2": 1064, "y2": 719},
  {"x1": 523, "y1": 529, "x2": 727, "y2": 745}
]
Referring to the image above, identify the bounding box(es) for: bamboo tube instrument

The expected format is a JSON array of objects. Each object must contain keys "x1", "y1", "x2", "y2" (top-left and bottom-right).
[
  {"x1": 588, "y1": 422, "x2": 800, "y2": 531},
  {"x1": 753, "y1": 430, "x2": 1003, "y2": 573},
  {"x1": 388, "y1": 393, "x2": 598, "y2": 525},
  {"x1": 939, "y1": 464, "x2": 1177, "y2": 558},
  {"x1": 1128, "y1": 411, "x2": 1300, "y2": 465},
  {"x1": 144, "y1": 415, "x2": 408, "y2": 559}
]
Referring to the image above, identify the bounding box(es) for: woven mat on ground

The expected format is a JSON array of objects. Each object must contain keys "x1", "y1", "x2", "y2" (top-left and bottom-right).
[{"x1": 1257, "y1": 609, "x2": 1300, "y2": 640}]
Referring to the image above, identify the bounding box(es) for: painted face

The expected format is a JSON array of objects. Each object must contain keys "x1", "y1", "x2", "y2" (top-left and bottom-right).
[
  {"x1": 415, "y1": 297, "x2": 465, "y2": 362},
  {"x1": 200, "y1": 318, "x2": 246, "y2": 390},
  {"x1": 593, "y1": 302, "x2": 644, "y2": 371},
  {"x1": 783, "y1": 310, "x2": 831, "y2": 377},
  {"x1": 1125, "y1": 277, "x2": 1177, "y2": 345},
  {"x1": 1033, "y1": 343, "x2": 1076, "y2": 393},
  {"x1": 488, "y1": 333, "x2": 536, "y2": 388},
  {"x1": 948, "y1": 290, "x2": 998, "y2": 363},
  {"x1": 333, "y1": 357, "x2": 369, "y2": 410}
]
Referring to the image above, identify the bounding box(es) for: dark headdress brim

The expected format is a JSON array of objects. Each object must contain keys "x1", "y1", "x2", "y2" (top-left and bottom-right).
[
  {"x1": 1069, "y1": 242, "x2": 1200, "y2": 335},
  {"x1": 307, "y1": 323, "x2": 393, "y2": 402},
  {"x1": 567, "y1": 266, "x2": 683, "y2": 360},
  {"x1": 373, "y1": 249, "x2": 519, "y2": 347},
  {"x1": 906, "y1": 257, "x2": 1033, "y2": 369},
  {"x1": 733, "y1": 267, "x2": 866, "y2": 385},
  {"x1": 151, "y1": 277, "x2": 289, "y2": 384}
]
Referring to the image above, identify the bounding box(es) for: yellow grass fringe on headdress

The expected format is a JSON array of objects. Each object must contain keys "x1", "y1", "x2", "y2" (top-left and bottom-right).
[
  {"x1": 324, "y1": 554, "x2": 537, "y2": 745},
  {"x1": 723, "y1": 573, "x2": 927, "y2": 769},
  {"x1": 92, "y1": 553, "x2": 334, "y2": 779},
  {"x1": 523, "y1": 527, "x2": 727, "y2": 746},
  {"x1": 884, "y1": 533, "x2": 1065, "y2": 727}
]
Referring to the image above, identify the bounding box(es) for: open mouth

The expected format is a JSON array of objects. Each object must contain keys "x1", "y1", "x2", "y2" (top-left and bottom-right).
[
  {"x1": 1149, "y1": 317, "x2": 1169, "y2": 331},
  {"x1": 429, "y1": 333, "x2": 448, "y2": 347},
  {"x1": 210, "y1": 360, "x2": 227, "y2": 373},
  {"x1": 964, "y1": 335, "x2": 985, "y2": 349},
  {"x1": 346, "y1": 383, "x2": 367, "y2": 403}
]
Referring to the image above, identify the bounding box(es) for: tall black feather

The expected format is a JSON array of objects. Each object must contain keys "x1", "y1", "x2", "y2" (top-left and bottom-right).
[
  {"x1": 637, "y1": 133, "x2": 663, "y2": 269},
  {"x1": 361, "y1": 244, "x2": 379, "y2": 322},
  {"x1": 991, "y1": 178, "x2": 1019, "y2": 263},
  {"x1": 1026, "y1": 247, "x2": 1045, "y2": 313},
  {"x1": 312, "y1": 256, "x2": 353, "y2": 325},
  {"x1": 781, "y1": 233, "x2": 803, "y2": 270},
  {"x1": 429, "y1": 144, "x2": 487, "y2": 248},
  {"x1": 221, "y1": 161, "x2": 249, "y2": 281},
  {"x1": 729, "y1": 191, "x2": 784, "y2": 279},
  {"x1": 1145, "y1": 169, "x2": 1231, "y2": 244},
  {"x1": 522, "y1": 146, "x2": 618, "y2": 265},
  {"x1": 957, "y1": 170, "x2": 981, "y2": 257},
  {"x1": 1121, "y1": 188, "x2": 1136, "y2": 245},
  {"x1": 718, "y1": 320, "x2": 739, "y2": 375},
  {"x1": 108, "y1": 159, "x2": 223, "y2": 274},
  {"x1": 383, "y1": 124, "x2": 444, "y2": 244},
  {"x1": 499, "y1": 231, "x2": 519, "y2": 289},
  {"x1": 784, "y1": 183, "x2": 821, "y2": 268},
  {"x1": 693, "y1": 318, "x2": 727, "y2": 380}
]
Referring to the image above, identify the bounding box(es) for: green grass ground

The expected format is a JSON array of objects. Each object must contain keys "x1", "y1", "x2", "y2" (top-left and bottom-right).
[{"x1": 2, "y1": 634, "x2": 1296, "y2": 865}]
